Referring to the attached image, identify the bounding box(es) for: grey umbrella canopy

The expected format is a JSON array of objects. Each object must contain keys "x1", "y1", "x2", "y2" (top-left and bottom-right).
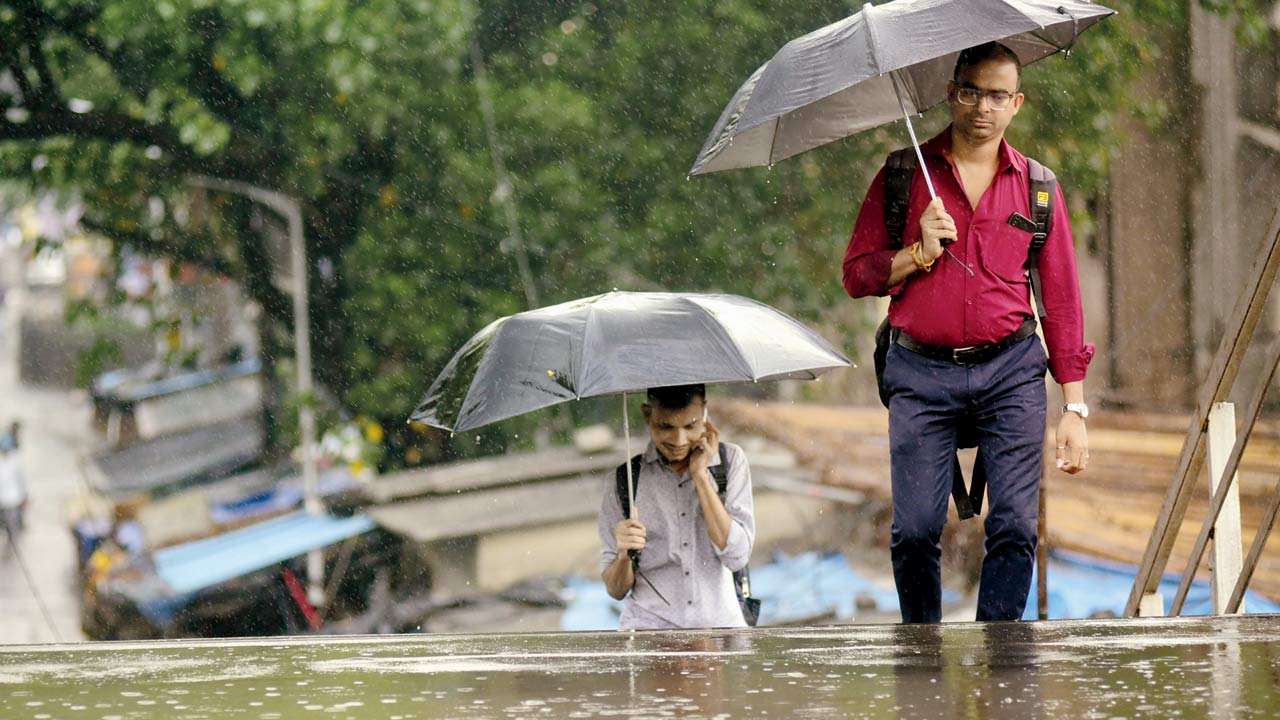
[
  {"x1": 689, "y1": 0, "x2": 1115, "y2": 178},
  {"x1": 411, "y1": 291, "x2": 852, "y2": 434}
]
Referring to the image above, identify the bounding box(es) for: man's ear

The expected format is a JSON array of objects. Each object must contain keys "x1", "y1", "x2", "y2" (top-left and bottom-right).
[{"x1": 641, "y1": 403, "x2": 652, "y2": 422}]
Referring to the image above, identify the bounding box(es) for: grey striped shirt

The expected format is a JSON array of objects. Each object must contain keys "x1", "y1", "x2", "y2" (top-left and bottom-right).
[{"x1": 599, "y1": 440, "x2": 755, "y2": 629}]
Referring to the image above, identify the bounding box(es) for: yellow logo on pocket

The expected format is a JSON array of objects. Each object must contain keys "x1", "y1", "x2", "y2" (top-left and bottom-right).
[{"x1": 1036, "y1": 191, "x2": 1050, "y2": 206}]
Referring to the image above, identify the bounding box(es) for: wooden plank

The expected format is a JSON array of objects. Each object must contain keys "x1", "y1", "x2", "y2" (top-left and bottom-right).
[
  {"x1": 1126, "y1": 205, "x2": 1280, "y2": 617},
  {"x1": 368, "y1": 446, "x2": 625, "y2": 503},
  {"x1": 368, "y1": 474, "x2": 604, "y2": 543},
  {"x1": 367, "y1": 463, "x2": 824, "y2": 545},
  {"x1": 1170, "y1": 334, "x2": 1280, "y2": 614}
]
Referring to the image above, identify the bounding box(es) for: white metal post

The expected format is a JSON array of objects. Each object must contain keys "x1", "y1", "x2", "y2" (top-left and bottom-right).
[{"x1": 186, "y1": 175, "x2": 323, "y2": 607}]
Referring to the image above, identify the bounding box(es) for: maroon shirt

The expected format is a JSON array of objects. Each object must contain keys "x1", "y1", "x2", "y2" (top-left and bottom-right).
[{"x1": 843, "y1": 128, "x2": 1093, "y2": 384}]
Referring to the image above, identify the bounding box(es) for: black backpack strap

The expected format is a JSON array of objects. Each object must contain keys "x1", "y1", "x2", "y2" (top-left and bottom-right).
[
  {"x1": 883, "y1": 148, "x2": 918, "y2": 248},
  {"x1": 708, "y1": 443, "x2": 761, "y2": 626},
  {"x1": 1024, "y1": 158, "x2": 1057, "y2": 322},
  {"x1": 949, "y1": 448, "x2": 988, "y2": 521},
  {"x1": 950, "y1": 454, "x2": 976, "y2": 520},
  {"x1": 710, "y1": 442, "x2": 730, "y2": 495},
  {"x1": 614, "y1": 454, "x2": 644, "y2": 520}
]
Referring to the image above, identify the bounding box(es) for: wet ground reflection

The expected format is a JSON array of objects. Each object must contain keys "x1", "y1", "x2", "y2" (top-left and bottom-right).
[{"x1": 3, "y1": 615, "x2": 1279, "y2": 718}]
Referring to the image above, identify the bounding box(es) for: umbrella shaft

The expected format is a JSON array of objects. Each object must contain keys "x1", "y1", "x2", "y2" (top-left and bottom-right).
[
  {"x1": 890, "y1": 71, "x2": 938, "y2": 201},
  {"x1": 623, "y1": 392, "x2": 636, "y2": 519}
]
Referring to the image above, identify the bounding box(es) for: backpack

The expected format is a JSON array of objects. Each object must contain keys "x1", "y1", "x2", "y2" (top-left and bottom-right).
[
  {"x1": 873, "y1": 148, "x2": 1057, "y2": 519},
  {"x1": 615, "y1": 444, "x2": 761, "y2": 626}
]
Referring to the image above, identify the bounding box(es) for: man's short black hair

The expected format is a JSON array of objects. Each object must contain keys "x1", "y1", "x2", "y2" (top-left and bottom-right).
[
  {"x1": 954, "y1": 42, "x2": 1022, "y2": 86},
  {"x1": 646, "y1": 384, "x2": 706, "y2": 409}
]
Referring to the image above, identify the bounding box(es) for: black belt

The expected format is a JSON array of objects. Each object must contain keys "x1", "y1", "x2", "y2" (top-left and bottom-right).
[{"x1": 895, "y1": 318, "x2": 1038, "y2": 366}]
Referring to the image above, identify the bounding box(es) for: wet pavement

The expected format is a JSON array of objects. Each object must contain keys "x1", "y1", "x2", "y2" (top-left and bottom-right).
[
  {"x1": 0, "y1": 252, "x2": 90, "y2": 645},
  {"x1": 2, "y1": 614, "x2": 1279, "y2": 718}
]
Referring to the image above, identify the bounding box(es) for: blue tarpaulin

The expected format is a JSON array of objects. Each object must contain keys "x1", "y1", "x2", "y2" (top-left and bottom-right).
[
  {"x1": 153, "y1": 510, "x2": 375, "y2": 595},
  {"x1": 1023, "y1": 549, "x2": 1280, "y2": 620}
]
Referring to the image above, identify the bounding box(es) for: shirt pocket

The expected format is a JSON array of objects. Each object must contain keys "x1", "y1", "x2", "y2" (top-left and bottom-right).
[{"x1": 977, "y1": 220, "x2": 1034, "y2": 285}]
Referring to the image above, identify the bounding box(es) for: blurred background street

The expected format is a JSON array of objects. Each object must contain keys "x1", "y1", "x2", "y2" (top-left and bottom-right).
[{"x1": 0, "y1": 240, "x2": 89, "y2": 643}]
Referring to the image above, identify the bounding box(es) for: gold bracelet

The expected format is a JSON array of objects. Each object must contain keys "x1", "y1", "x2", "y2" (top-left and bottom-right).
[{"x1": 910, "y1": 241, "x2": 934, "y2": 272}]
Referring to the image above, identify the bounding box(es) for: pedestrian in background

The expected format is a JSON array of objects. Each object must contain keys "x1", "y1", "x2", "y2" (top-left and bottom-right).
[{"x1": 0, "y1": 432, "x2": 28, "y2": 548}]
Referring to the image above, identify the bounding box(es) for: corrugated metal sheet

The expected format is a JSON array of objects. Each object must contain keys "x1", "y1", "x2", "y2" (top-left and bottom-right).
[
  {"x1": 153, "y1": 510, "x2": 375, "y2": 594},
  {"x1": 92, "y1": 415, "x2": 264, "y2": 497}
]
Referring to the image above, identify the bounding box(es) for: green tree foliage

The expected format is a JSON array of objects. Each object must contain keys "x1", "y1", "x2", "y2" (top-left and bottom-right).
[{"x1": 0, "y1": 0, "x2": 1264, "y2": 465}]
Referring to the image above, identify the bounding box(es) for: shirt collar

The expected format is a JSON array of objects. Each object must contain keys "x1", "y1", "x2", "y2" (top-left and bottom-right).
[{"x1": 920, "y1": 125, "x2": 1025, "y2": 178}]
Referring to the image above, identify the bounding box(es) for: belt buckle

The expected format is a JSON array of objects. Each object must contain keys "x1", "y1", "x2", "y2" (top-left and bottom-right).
[{"x1": 952, "y1": 345, "x2": 978, "y2": 365}]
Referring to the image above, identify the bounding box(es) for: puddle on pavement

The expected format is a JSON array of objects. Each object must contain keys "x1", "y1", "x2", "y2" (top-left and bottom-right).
[{"x1": 3, "y1": 615, "x2": 1280, "y2": 718}]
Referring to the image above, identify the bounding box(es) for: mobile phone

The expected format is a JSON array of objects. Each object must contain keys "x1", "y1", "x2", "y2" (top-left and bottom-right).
[{"x1": 1007, "y1": 211, "x2": 1038, "y2": 234}]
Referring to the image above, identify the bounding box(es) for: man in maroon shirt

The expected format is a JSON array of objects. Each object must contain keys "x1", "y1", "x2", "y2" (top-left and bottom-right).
[{"x1": 843, "y1": 42, "x2": 1094, "y2": 623}]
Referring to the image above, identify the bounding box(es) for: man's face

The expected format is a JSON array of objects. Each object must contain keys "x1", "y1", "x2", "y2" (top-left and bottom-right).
[
  {"x1": 642, "y1": 399, "x2": 707, "y2": 464},
  {"x1": 948, "y1": 58, "x2": 1023, "y2": 144}
]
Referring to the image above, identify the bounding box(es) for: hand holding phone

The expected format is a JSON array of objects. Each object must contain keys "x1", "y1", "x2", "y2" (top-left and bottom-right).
[{"x1": 689, "y1": 412, "x2": 720, "y2": 477}]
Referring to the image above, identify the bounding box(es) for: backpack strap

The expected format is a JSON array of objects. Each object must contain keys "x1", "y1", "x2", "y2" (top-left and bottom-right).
[
  {"x1": 614, "y1": 454, "x2": 644, "y2": 520},
  {"x1": 1024, "y1": 158, "x2": 1057, "y2": 322},
  {"x1": 707, "y1": 443, "x2": 760, "y2": 626},
  {"x1": 710, "y1": 443, "x2": 730, "y2": 495},
  {"x1": 883, "y1": 148, "x2": 918, "y2": 248}
]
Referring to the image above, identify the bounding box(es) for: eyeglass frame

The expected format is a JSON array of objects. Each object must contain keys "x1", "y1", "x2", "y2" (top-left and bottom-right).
[{"x1": 950, "y1": 83, "x2": 1021, "y2": 110}]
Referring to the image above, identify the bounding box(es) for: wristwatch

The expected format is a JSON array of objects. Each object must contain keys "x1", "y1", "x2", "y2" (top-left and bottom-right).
[{"x1": 1062, "y1": 403, "x2": 1089, "y2": 419}]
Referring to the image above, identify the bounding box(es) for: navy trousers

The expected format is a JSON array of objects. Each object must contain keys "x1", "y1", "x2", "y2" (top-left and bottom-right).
[{"x1": 883, "y1": 334, "x2": 1047, "y2": 623}]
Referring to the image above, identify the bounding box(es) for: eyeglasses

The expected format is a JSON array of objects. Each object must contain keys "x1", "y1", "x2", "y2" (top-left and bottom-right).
[{"x1": 953, "y1": 87, "x2": 1017, "y2": 110}]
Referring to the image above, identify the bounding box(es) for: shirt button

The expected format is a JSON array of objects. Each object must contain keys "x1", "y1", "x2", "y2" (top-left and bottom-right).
[
  {"x1": 688, "y1": 601, "x2": 693, "y2": 605},
  {"x1": 682, "y1": 542, "x2": 688, "y2": 547},
  {"x1": 680, "y1": 512, "x2": 686, "y2": 517},
  {"x1": 685, "y1": 571, "x2": 690, "y2": 576}
]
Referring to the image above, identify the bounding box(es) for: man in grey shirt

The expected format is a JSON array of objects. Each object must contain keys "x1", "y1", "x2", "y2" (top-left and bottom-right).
[{"x1": 598, "y1": 384, "x2": 756, "y2": 629}]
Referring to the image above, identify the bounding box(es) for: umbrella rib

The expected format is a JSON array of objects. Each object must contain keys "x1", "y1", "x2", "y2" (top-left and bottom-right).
[
  {"x1": 1026, "y1": 28, "x2": 1067, "y2": 53},
  {"x1": 860, "y1": 2, "x2": 883, "y2": 76},
  {"x1": 689, "y1": 296, "x2": 760, "y2": 382},
  {"x1": 766, "y1": 116, "x2": 780, "y2": 167},
  {"x1": 445, "y1": 317, "x2": 507, "y2": 431}
]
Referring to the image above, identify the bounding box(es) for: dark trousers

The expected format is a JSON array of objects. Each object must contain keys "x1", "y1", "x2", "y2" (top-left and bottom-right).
[{"x1": 883, "y1": 334, "x2": 1047, "y2": 623}]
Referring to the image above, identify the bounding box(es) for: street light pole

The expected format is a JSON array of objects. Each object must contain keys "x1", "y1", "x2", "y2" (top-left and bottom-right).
[{"x1": 186, "y1": 175, "x2": 324, "y2": 607}]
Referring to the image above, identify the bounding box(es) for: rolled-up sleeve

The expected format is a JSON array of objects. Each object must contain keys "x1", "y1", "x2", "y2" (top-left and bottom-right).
[
  {"x1": 712, "y1": 444, "x2": 755, "y2": 572},
  {"x1": 1038, "y1": 180, "x2": 1095, "y2": 383},
  {"x1": 843, "y1": 166, "x2": 904, "y2": 299},
  {"x1": 599, "y1": 479, "x2": 622, "y2": 575}
]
